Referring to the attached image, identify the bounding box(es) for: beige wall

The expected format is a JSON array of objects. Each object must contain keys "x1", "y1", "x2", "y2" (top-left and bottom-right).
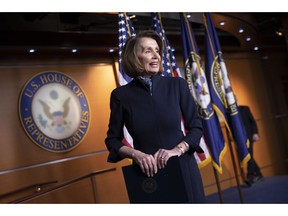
[
  {"x1": 0, "y1": 51, "x2": 287, "y2": 203},
  {"x1": 0, "y1": 59, "x2": 130, "y2": 203}
]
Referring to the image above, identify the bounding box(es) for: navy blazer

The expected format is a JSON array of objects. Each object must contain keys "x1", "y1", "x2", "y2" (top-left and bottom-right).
[
  {"x1": 105, "y1": 74, "x2": 203, "y2": 162},
  {"x1": 105, "y1": 74, "x2": 206, "y2": 203},
  {"x1": 239, "y1": 105, "x2": 258, "y2": 141}
]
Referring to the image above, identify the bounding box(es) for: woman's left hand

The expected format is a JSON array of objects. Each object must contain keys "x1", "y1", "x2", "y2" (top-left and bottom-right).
[{"x1": 154, "y1": 148, "x2": 180, "y2": 169}]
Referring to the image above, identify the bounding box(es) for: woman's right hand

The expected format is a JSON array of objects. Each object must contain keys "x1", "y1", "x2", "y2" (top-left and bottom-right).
[{"x1": 132, "y1": 150, "x2": 158, "y2": 177}]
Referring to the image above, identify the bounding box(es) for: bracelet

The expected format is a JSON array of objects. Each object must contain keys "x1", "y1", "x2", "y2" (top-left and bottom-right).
[
  {"x1": 182, "y1": 141, "x2": 189, "y2": 149},
  {"x1": 177, "y1": 145, "x2": 185, "y2": 155}
]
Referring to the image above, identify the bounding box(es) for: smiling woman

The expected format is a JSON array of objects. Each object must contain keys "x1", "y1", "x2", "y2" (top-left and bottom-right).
[
  {"x1": 120, "y1": 30, "x2": 164, "y2": 78},
  {"x1": 136, "y1": 37, "x2": 161, "y2": 75},
  {"x1": 105, "y1": 30, "x2": 206, "y2": 203}
]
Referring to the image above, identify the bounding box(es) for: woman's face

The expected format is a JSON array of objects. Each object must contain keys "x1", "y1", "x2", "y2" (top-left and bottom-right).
[{"x1": 136, "y1": 37, "x2": 161, "y2": 75}]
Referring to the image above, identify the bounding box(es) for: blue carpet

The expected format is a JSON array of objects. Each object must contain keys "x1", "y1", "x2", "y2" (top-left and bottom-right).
[{"x1": 206, "y1": 175, "x2": 288, "y2": 203}]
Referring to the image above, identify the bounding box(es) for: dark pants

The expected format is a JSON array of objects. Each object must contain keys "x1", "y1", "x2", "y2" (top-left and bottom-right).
[{"x1": 247, "y1": 140, "x2": 261, "y2": 177}]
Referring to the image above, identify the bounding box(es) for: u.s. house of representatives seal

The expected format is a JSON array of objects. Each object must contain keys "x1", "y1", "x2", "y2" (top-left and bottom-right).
[{"x1": 19, "y1": 71, "x2": 90, "y2": 153}]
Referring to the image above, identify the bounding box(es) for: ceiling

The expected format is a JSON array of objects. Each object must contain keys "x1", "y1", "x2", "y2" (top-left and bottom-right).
[{"x1": 0, "y1": 12, "x2": 287, "y2": 59}]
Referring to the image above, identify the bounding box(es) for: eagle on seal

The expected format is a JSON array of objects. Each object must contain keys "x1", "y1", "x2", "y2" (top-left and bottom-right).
[{"x1": 38, "y1": 97, "x2": 70, "y2": 127}]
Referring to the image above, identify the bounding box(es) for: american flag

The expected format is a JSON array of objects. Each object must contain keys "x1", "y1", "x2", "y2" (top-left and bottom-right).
[
  {"x1": 118, "y1": 12, "x2": 136, "y2": 86},
  {"x1": 152, "y1": 12, "x2": 182, "y2": 78},
  {"x1": 118, "y1": 12, "x2": 136, "y2": 147},
  {"x1": 152, "y1": 12, "x2": 211, "y2": 168}
]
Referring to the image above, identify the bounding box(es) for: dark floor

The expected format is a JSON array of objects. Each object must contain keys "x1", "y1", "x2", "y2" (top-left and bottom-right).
[{"x1": 206, "y1": 175, "x2": 288, "y2": 203}]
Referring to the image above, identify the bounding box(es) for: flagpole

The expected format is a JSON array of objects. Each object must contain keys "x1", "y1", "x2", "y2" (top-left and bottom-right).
[
  {"x1": 225, "y1": 128, "x2": 244, "y2": 203},
  {"x1": 238, "y1": 163, "x2": 246, "y2": 183},
  {"x1": 230, "y1": 139, "x2": 246, "y2": 183},
  {"x1": 232, "y1": 145, "x2": 247, "y2": 186},
  {"x1": 212, "y1": 167, "x2": 223, "y2": 203}
]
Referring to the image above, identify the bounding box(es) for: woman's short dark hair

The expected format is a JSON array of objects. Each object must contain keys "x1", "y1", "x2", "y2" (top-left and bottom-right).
[{"x1": 121, "y1": 30, "x2": 164, "y2": 78}]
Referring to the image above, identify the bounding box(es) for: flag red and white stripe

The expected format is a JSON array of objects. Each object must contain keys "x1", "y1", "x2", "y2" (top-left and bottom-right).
[{"x1": 118, "y1": 12, "x2": 136, "y2": 148}]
